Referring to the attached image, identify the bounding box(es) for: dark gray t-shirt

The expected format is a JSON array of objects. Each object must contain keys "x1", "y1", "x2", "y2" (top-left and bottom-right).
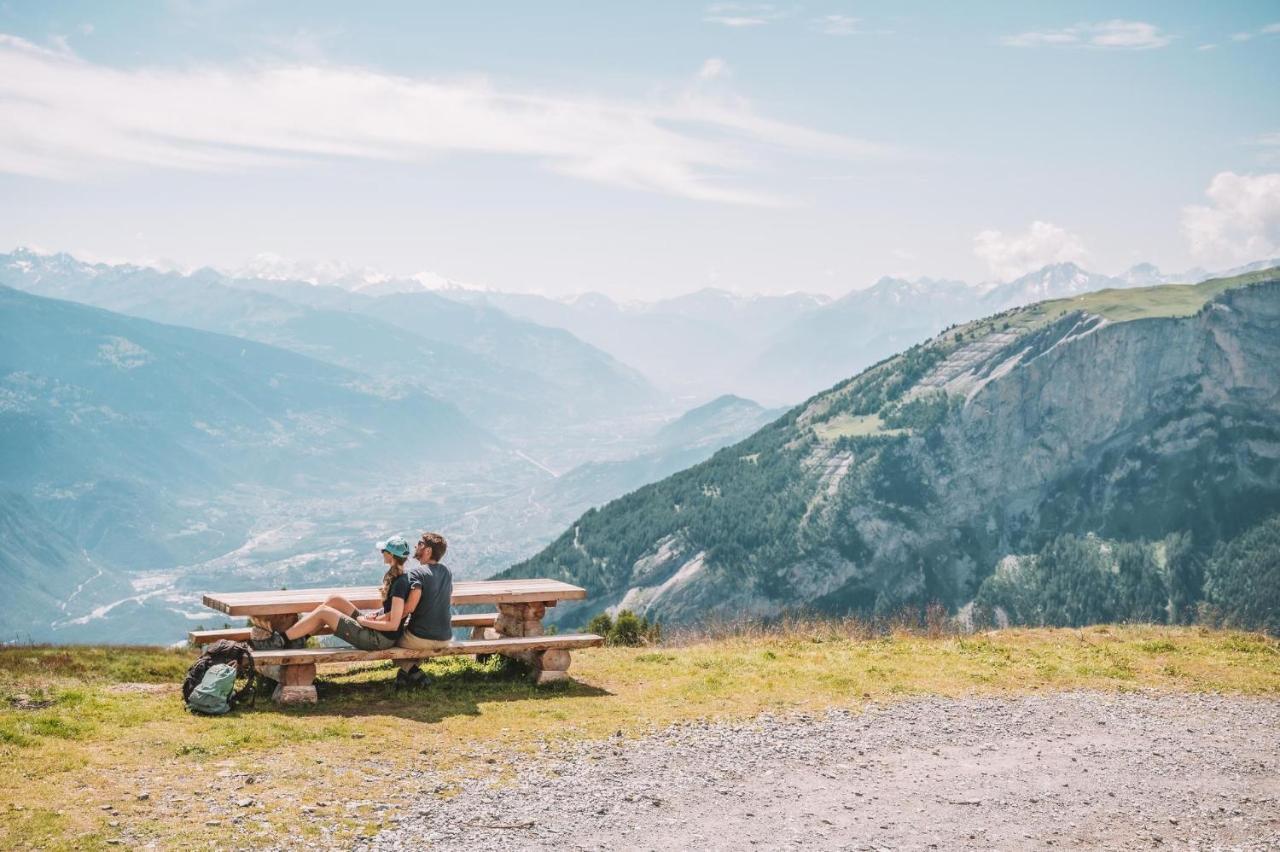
[{"x1": 405, "y1": 562, "x2": 454, "y2": 641}]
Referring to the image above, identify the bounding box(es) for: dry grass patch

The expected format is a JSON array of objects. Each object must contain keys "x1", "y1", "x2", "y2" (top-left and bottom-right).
[{"x1": 0, "y1": 625, "x2": 1276, "y2": 850}]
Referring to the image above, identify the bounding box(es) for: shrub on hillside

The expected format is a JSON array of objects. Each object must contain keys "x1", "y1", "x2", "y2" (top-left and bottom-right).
[
  {"x1": 584, "y1": 610, "x2": 661, "y2": 646},
  {"x1": 586, "y1": 612, "x2": 613, "y2": 637}
]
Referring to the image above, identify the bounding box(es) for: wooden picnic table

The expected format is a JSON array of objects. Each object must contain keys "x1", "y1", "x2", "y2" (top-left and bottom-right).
[
  {"x1": 203, "y1": 578, "x2": 586, "y2": 618},
  {"x1": 200, "y1": 578, "x2": 595, "y2": 702}
]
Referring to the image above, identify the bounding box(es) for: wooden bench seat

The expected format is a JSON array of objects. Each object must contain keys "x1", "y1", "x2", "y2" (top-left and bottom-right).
[
  {"x1": 253, "y1": 633, "x2": 603, "y2": 702},
  {"x1": 188, "y1": 612, "x2": 499, "y2": 645}
]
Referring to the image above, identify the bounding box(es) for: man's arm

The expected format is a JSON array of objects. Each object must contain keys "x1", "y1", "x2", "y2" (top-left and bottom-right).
[{"x1": 403, "y1": 588, "x2": 422, "y2": 620}]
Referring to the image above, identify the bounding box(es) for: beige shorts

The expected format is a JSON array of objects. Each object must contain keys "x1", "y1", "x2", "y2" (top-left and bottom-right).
[
  {"x1": 397, "y1": 632, "x2": 452, "y2": 651},
  {"x1": 395, "y1": 632, "x2": 451, "y2": 671}
]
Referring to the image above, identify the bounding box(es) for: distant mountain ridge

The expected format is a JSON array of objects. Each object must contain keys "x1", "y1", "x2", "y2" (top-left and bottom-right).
[
  {"x1": 0, "y1": 249, "x2": 660, "y2": 439},
  {"x1": 457, "y1": 286, "x2": 829, "y2": 403},
  {"x1": 449, "y1": 260, "x2": 1274, "y2": 405},
  {"x1": 13, "y1": 248, "x2": 1272, "y2": 415},
  {"x1": 498, "y1": 268, "x2": 1280, "y2": 628}
]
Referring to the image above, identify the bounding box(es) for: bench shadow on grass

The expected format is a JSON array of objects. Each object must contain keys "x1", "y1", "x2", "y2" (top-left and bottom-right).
[{"x1": 260, "y1": 655, "x2": 611, "y2": 724}]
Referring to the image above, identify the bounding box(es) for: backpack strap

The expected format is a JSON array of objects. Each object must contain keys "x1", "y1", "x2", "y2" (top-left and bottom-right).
[
  {"x1": 229, "y1": 672, "x2": 257, "y2": 709},
  {"x1": 228, "y1": 643, "x2": 257, "y2": 710},
  {"x1": 182, "y1": 656, "x2": 214, "y2": 702}
]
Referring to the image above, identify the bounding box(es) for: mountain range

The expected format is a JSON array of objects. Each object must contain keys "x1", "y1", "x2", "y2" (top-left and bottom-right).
[
  {"x1": 12, "y1": 249, "x2": 1276, "y2": 418},
  {"x1": 0, "y1": 250, "x2": 659, "y2": 445},
  {"x1": 499, "y1": 268, "x2": 1280, "y2": 628},
  {"x1": 4, "y1": 246, "x2": 1278, "y2": 642},
  {"x1": 456, "y1": 287, "x2": 829, "y2": 403},
  {"x1": 451, "y1": 260, "x2": 1278, "y2": 405}
]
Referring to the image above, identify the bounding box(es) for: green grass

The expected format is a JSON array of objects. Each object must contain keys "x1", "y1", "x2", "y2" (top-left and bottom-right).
[
  {"x1": 1068, "y1": 268, "x2": 1279, "y2": 322},
  {"x1": 968, "y1": 267, "x2": 1280, "y2": 343},
  {"x1": 0, "y1": 625, "x2": 1276, "y2": 850},
  {"x1": 813, "y1": 412, "x2": 908, "y2": 441}
]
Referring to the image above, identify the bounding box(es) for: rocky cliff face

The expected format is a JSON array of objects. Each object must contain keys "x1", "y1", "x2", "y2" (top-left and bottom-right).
[{"x1": 500, "y1": 272, "x2": 1280, "y2": 626}]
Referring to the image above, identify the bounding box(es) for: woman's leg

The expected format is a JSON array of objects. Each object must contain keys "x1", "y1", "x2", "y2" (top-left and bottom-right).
[
  {"x1": 322, "y1": 595, "x2": 359, "y2": 616},
  {"x1": 280, "y1": 596, "x2": 358, "y2": 641},
  {"x1": 284, "y1": 605, "x2": 345, "y2": 641}
]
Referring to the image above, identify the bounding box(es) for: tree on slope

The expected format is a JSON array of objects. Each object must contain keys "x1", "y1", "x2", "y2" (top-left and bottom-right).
[{"x1": 1204, "y1": 514, "x2": 1280, "y2": 635}]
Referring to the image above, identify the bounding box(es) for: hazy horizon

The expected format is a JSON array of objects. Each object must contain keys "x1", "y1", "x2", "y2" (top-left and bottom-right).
[{"x1": 7, "y1": 243, "x2": 1279, "y2": 305}]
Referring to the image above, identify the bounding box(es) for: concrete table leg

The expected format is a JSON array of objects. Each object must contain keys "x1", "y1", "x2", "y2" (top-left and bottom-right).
[{"x1": 268, "y1": 662, "x2": 317, "y2": 704}]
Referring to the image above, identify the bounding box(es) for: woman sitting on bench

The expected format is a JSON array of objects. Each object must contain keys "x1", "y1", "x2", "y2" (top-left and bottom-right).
[{"x1": 250, "y1": 536, "x2": 414, "y2": 651}]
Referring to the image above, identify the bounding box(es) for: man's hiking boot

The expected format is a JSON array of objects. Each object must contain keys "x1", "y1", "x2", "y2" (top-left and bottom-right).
[{"x1": 394, "y1": 665, "x2": 428, "y2": 690}]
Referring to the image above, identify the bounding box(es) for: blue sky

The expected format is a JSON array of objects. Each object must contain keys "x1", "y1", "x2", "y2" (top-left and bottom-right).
[{"x1": 1, "y1": 1, "x2": 1278, "y2": 296}]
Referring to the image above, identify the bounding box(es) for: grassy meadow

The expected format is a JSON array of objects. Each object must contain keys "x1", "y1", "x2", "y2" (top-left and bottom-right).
[
  {"x1": 1, "y1": 624, "x2": 1277, "y2": 850},
  {"x1": 969, "y1": 266, "x2": 1280, "y2": 343}
]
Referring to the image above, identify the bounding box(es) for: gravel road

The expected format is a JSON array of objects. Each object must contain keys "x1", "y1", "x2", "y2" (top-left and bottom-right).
[{"x1": 366, "y1": 692, "x2": 1280, "y2": 851}]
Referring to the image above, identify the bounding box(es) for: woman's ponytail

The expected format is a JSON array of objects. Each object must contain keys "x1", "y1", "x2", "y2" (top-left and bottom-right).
[{"x1": 379, "y1": 554, "x2": 407, "y2": 601}]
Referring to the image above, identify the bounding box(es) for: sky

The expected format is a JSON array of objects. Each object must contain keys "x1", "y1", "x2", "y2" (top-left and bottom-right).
[{"x1": 1, "y1": 1, "x2": 1278, "y2": 298}]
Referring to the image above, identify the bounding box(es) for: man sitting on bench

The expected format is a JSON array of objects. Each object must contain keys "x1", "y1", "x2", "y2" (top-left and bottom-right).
[{"x1": 395, "y1": 532, "x2": 455, "y2": 688}]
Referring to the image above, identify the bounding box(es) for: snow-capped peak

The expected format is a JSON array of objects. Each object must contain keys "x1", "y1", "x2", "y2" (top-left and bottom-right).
[{"x1": 224, "y1": 253, "x2": 478, "y2": 295}]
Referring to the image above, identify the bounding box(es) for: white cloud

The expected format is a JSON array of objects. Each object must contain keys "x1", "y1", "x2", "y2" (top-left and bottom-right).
[
  {"x1": 697, "y1": 57, "x2": 729, "y2": 80},
  {"x1": 816, "y1": 15, "x2": 860, "y2": 36},
  {"x1": 1002, "y1": 20, "x2": 1172, "y2": 50},
  {"x1": 973, "y1": 221, "x2": 1087, "y2": 280},
  {"x1": 0, "y1": 34, "x2": 891, "y2": 206},
  {"x1": 704, "y1": 3, "x2": 786, "y2": 28},
  {"x1": 1090, "y1": 20, "x2": 1172, "y2": 48},
  {"x1": 1196, "y1": 43, "x2": 1218, "y2": 51},
  {"x1": 1003, "y1": 30, "x2": 1077, "y2": 47},
  {"x1": 1226, "y1": 22, "x2": 1280, "y2": 43},
  {"x1": 1182, "y1": 172, "x2": 1280, "y2": 265}
]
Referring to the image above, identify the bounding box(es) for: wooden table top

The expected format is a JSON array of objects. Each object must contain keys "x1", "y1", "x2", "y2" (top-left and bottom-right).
[{"x1": 203, "y1": 578, "x2": 586, "y2": 617}]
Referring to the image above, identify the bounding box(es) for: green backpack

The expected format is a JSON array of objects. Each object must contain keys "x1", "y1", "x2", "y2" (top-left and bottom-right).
[
  {"x1": 182, "y1": 640, "x2": 257, "y2": 715},
  {"x1": 186, "y1": 664, "x2": 239, "y2": 715}
]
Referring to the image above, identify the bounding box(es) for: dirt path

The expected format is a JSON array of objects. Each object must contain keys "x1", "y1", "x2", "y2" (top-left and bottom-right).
[{"x1": 367, "y1": 692, "x2": 1280, "y2": 851}]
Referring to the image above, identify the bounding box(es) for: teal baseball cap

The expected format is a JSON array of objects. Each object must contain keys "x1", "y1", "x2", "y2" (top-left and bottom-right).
[{"x1": 377, "y1": 535, "x2": 411, "y2": 560}]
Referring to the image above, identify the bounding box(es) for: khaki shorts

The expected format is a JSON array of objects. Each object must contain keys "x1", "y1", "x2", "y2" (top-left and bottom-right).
[
  {"x1": 395, "y1": 631, "x2": 451, "y2": 671},
  {"x1": 333, "y1": 614, "x2": 396, "y2": 651},
  {"x1": 397, "y1": 632, "x2": 452, "y2": 652}
]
